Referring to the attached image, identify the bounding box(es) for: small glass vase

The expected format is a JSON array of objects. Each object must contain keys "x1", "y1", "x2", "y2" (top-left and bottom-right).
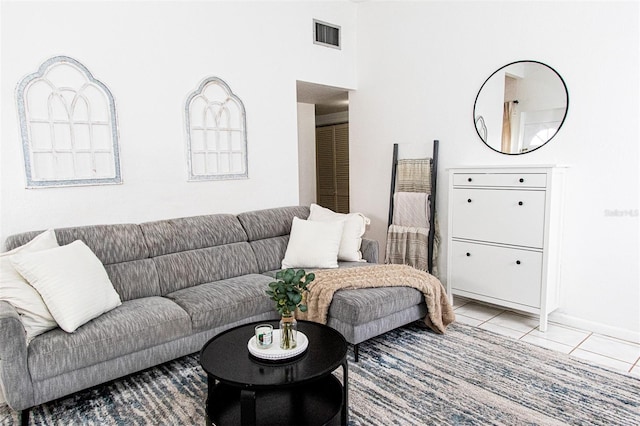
[{"x1": 279, "y1": 313, "x2": 297, "y2": 349}]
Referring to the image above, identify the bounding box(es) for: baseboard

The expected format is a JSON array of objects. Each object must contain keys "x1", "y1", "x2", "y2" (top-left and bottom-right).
[{"x1": 549, "y1": 312, "x2": 640, "y2": 344}]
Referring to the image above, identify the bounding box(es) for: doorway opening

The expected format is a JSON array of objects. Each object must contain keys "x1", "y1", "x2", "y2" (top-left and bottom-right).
[{"x1": 296, "y1": 81, "x2": 350, "y2": 213}]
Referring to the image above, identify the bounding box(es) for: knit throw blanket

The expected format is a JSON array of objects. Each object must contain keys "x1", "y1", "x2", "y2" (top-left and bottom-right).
[
  {"x1": 297, "y1": 264, "x2": 455, "y2": 334},
  {"x1": 385, "y1": 224, "x2": 430, "y2": 271}
]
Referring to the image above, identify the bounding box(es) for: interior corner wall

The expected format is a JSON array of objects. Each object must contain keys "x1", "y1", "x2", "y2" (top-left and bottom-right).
[
  {"x1": 0, "y1": 1, "x2": 357, "y2": 247},
  {"x1": 297, "y1": 102, "x2": 317, "y2": 207},
  {"x1": 349, "y1": 1, "x2": 639, "y2": 340}
]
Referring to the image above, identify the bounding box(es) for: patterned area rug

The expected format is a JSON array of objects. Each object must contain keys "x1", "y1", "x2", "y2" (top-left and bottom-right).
[{"x1": 1, "y1": 322, "x2": 639, "y2": 425}]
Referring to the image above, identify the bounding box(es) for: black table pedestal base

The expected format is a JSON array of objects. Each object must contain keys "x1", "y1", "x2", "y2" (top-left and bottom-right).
[{"x1": 207, "y1": 375, "x2": 343, "y2": 426}]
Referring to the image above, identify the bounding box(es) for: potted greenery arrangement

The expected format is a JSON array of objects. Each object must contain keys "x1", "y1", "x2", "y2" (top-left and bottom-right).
[{"x1": 266, "y1": 268, "x2": 315, "y2": 349}]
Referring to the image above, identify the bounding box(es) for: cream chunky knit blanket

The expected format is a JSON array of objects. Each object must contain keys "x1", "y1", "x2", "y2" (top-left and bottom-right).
[{"x1": 297, "y1": 264, "x2": 455, "y2": 334}]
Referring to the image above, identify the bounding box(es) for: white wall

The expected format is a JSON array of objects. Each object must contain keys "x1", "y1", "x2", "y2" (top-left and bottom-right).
[
  {"x1": 297, "y1": 102, "x2": 317, "y2": 206},
  {"x1": 0, "y1": 1, "x2": 357, "y2": 246},
  {"x1": 1, "y1": 0, "x2": 638, "y2": 343},
  {"x1": 350, "y1": 1, "x2": 639, "y2": 340}
]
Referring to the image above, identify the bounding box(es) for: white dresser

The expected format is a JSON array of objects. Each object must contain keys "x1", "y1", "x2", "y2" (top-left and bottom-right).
[{"x1": 446, "y1": 166, "x2": 566, "y2": 331}]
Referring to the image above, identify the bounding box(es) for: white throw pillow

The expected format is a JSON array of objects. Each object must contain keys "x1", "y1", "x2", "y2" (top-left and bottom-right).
[
  {"x1": 0, "y1": 230, "x2": 59, "y2": 342},
  {"x1": 308, "y1": 203, "x2": 371, "y2": 262},
  {"x1": 10, "y1": 240, "x2": 122, "y2": 333},
  {"x1": 281, "y1": 217, "x2": 344, "y2": 269}
]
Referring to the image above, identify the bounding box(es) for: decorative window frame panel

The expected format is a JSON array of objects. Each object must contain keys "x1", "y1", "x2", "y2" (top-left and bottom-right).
[
  {"x1": 16, "y1": 56, "x2": 122, "y2": 188},
  {"x1": 185, "y1": 77, "x2": 248, "y2": 181}
]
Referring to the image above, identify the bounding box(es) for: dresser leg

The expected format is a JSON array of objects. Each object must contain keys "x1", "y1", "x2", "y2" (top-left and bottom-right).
[
  {"x1": 353, "y1": 344, "x2": 359, "y2": 362},
  {"x1": 539, "y1": 313, "x2": 548, "y2": 332}
]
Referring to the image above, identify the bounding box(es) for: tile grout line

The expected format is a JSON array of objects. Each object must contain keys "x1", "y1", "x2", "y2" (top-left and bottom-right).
[
  {"x1": 475, "y1": 310, "x2": 506, "y2": 328},
  {"x1": 568, "y1": 332, "x2": 593, "y2": 355},
  {"x1": 519, "y1": 326, "x2": 538, "y2": 341}
]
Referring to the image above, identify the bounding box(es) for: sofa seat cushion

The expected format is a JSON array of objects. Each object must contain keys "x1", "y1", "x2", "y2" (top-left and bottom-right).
[
  {"x1": 28, "y1": 297, "x2": 191, "y2": 381},
  {"x1": 166, "y1": 274, "x2": 275, "y2": 332},
  {"x1": 328, "y1": 286, "x2": 425, "y2": 326}
]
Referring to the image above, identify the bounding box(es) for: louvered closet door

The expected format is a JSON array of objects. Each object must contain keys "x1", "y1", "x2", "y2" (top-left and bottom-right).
[
  {"x1": 316, "y1": 123, "x2": 349, "y2": 213},
  {"x1": 316, "y1": 126, "x2": 336, "y2": 210},
  {"x1": 334, "y1": 124, "x2": 350, "y2": 213}
]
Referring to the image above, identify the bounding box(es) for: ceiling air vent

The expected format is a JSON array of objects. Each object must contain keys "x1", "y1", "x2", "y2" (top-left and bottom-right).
[{"x1": 314, "y1": 19, "x2": 341, "y2": 50}]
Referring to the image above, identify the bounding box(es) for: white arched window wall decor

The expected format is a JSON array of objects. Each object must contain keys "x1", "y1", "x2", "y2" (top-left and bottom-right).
[
  {"x1": 185, "y1": 77, "x2": 248, "y2": 181},
  {"x1": 16, "y1": 56, "x2": 121, "y2": 188}
]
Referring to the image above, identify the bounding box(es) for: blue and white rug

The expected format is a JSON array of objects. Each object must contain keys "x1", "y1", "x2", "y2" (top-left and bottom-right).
[{"x1": 1, "y1": 322, "x2": 639, "y2": 425}]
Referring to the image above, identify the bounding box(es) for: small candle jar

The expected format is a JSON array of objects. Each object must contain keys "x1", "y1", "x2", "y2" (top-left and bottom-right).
[{"x1": 255, "y1": 324, "x2": 273, "y2": 349}]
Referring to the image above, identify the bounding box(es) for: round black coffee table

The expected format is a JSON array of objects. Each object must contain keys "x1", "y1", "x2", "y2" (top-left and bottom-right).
[{"x1": 200, "y1": 320, "x2": 348, "y2": 426}]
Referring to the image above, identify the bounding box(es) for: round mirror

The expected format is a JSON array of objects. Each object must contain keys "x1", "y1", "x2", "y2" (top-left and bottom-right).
[{"x1": 473, "y1": 60, "x2": 569, "y2": 155}]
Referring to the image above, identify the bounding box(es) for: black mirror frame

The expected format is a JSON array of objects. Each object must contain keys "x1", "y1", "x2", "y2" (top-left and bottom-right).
[{"x1": 473, "y1": 60, "x2": 569, "y2": 155}]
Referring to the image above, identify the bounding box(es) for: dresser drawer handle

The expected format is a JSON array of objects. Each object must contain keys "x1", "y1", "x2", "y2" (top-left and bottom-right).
[
  {"x1": 518, "y1": 201, "x2": 523, "y2": 206},
  {"x1": 466, "y1": 252, "x2": 471, "y2": 257},
  {"x1": 516, "y1": 260, "x2": 521, "y2": 265},
  {"x1": 519, "y1": 178, "x2": 525, "y2": 183},
  {"x1": 467, "y1": 199, "x2": 472, "y2": 203},
  {"x1": 468, "y1": 177, "x2": 473, "y2": 182}
]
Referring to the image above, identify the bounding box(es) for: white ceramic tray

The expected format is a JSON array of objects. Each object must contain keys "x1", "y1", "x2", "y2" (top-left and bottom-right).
[{"x1": 247, "y1": 330, "x2": 308, "y2": 360}]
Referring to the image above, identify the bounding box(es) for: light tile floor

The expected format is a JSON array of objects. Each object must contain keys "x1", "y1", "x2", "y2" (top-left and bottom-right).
[{"x1": 453, "y1": 297, "x2": 640, "y2": 378}]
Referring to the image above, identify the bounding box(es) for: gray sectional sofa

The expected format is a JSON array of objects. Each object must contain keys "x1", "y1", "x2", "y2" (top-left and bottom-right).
[{"x1": 0, "y1": 206, "x2": 429, "y2": 419}]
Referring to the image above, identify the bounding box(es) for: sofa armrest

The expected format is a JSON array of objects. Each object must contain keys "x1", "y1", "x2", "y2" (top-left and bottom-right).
[
  {"x1": 0, "y1": 300, "x2": 34, "y2": 410},
  {"x1": 361, "y1": 238, "x2": 379, "y2": 264}
]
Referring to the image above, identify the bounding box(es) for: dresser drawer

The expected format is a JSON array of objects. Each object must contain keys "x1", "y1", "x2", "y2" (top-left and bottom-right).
[
  {"x1": 453, "y1": 173, "x2": 547, "y2": 188},
  {"x1": 451, "y1": 188, "x2": 545, "y2": 248},
  {"x1": 450, "y1": 241, "x2": 542, "y2": 308}
]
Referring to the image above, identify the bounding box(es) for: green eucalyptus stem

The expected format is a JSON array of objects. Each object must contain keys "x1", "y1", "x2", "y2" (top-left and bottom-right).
[{"x1": 266, "y1": 268, "x2": 315, "y2": 316}]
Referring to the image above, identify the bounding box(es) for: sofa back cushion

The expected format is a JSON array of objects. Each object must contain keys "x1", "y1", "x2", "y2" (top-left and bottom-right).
[
  {"x1": 140, "y1": 214, "x2": 248, "y2": 257},
  {"x1": 5, "y1": 224, "x2": 161, "y2": 302},
  {"x1": 140, "y1": 214, "x2": 258, "y2": 294},
  {"x1": 153, "y1": 242, "x2": 259, "y2": 295},
  {"x1": 237, "y1": 206, "x2": 310, "y2": 272},
  {"x1": 103, "y1": 260, "x2": 160, "y2": 301}
]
